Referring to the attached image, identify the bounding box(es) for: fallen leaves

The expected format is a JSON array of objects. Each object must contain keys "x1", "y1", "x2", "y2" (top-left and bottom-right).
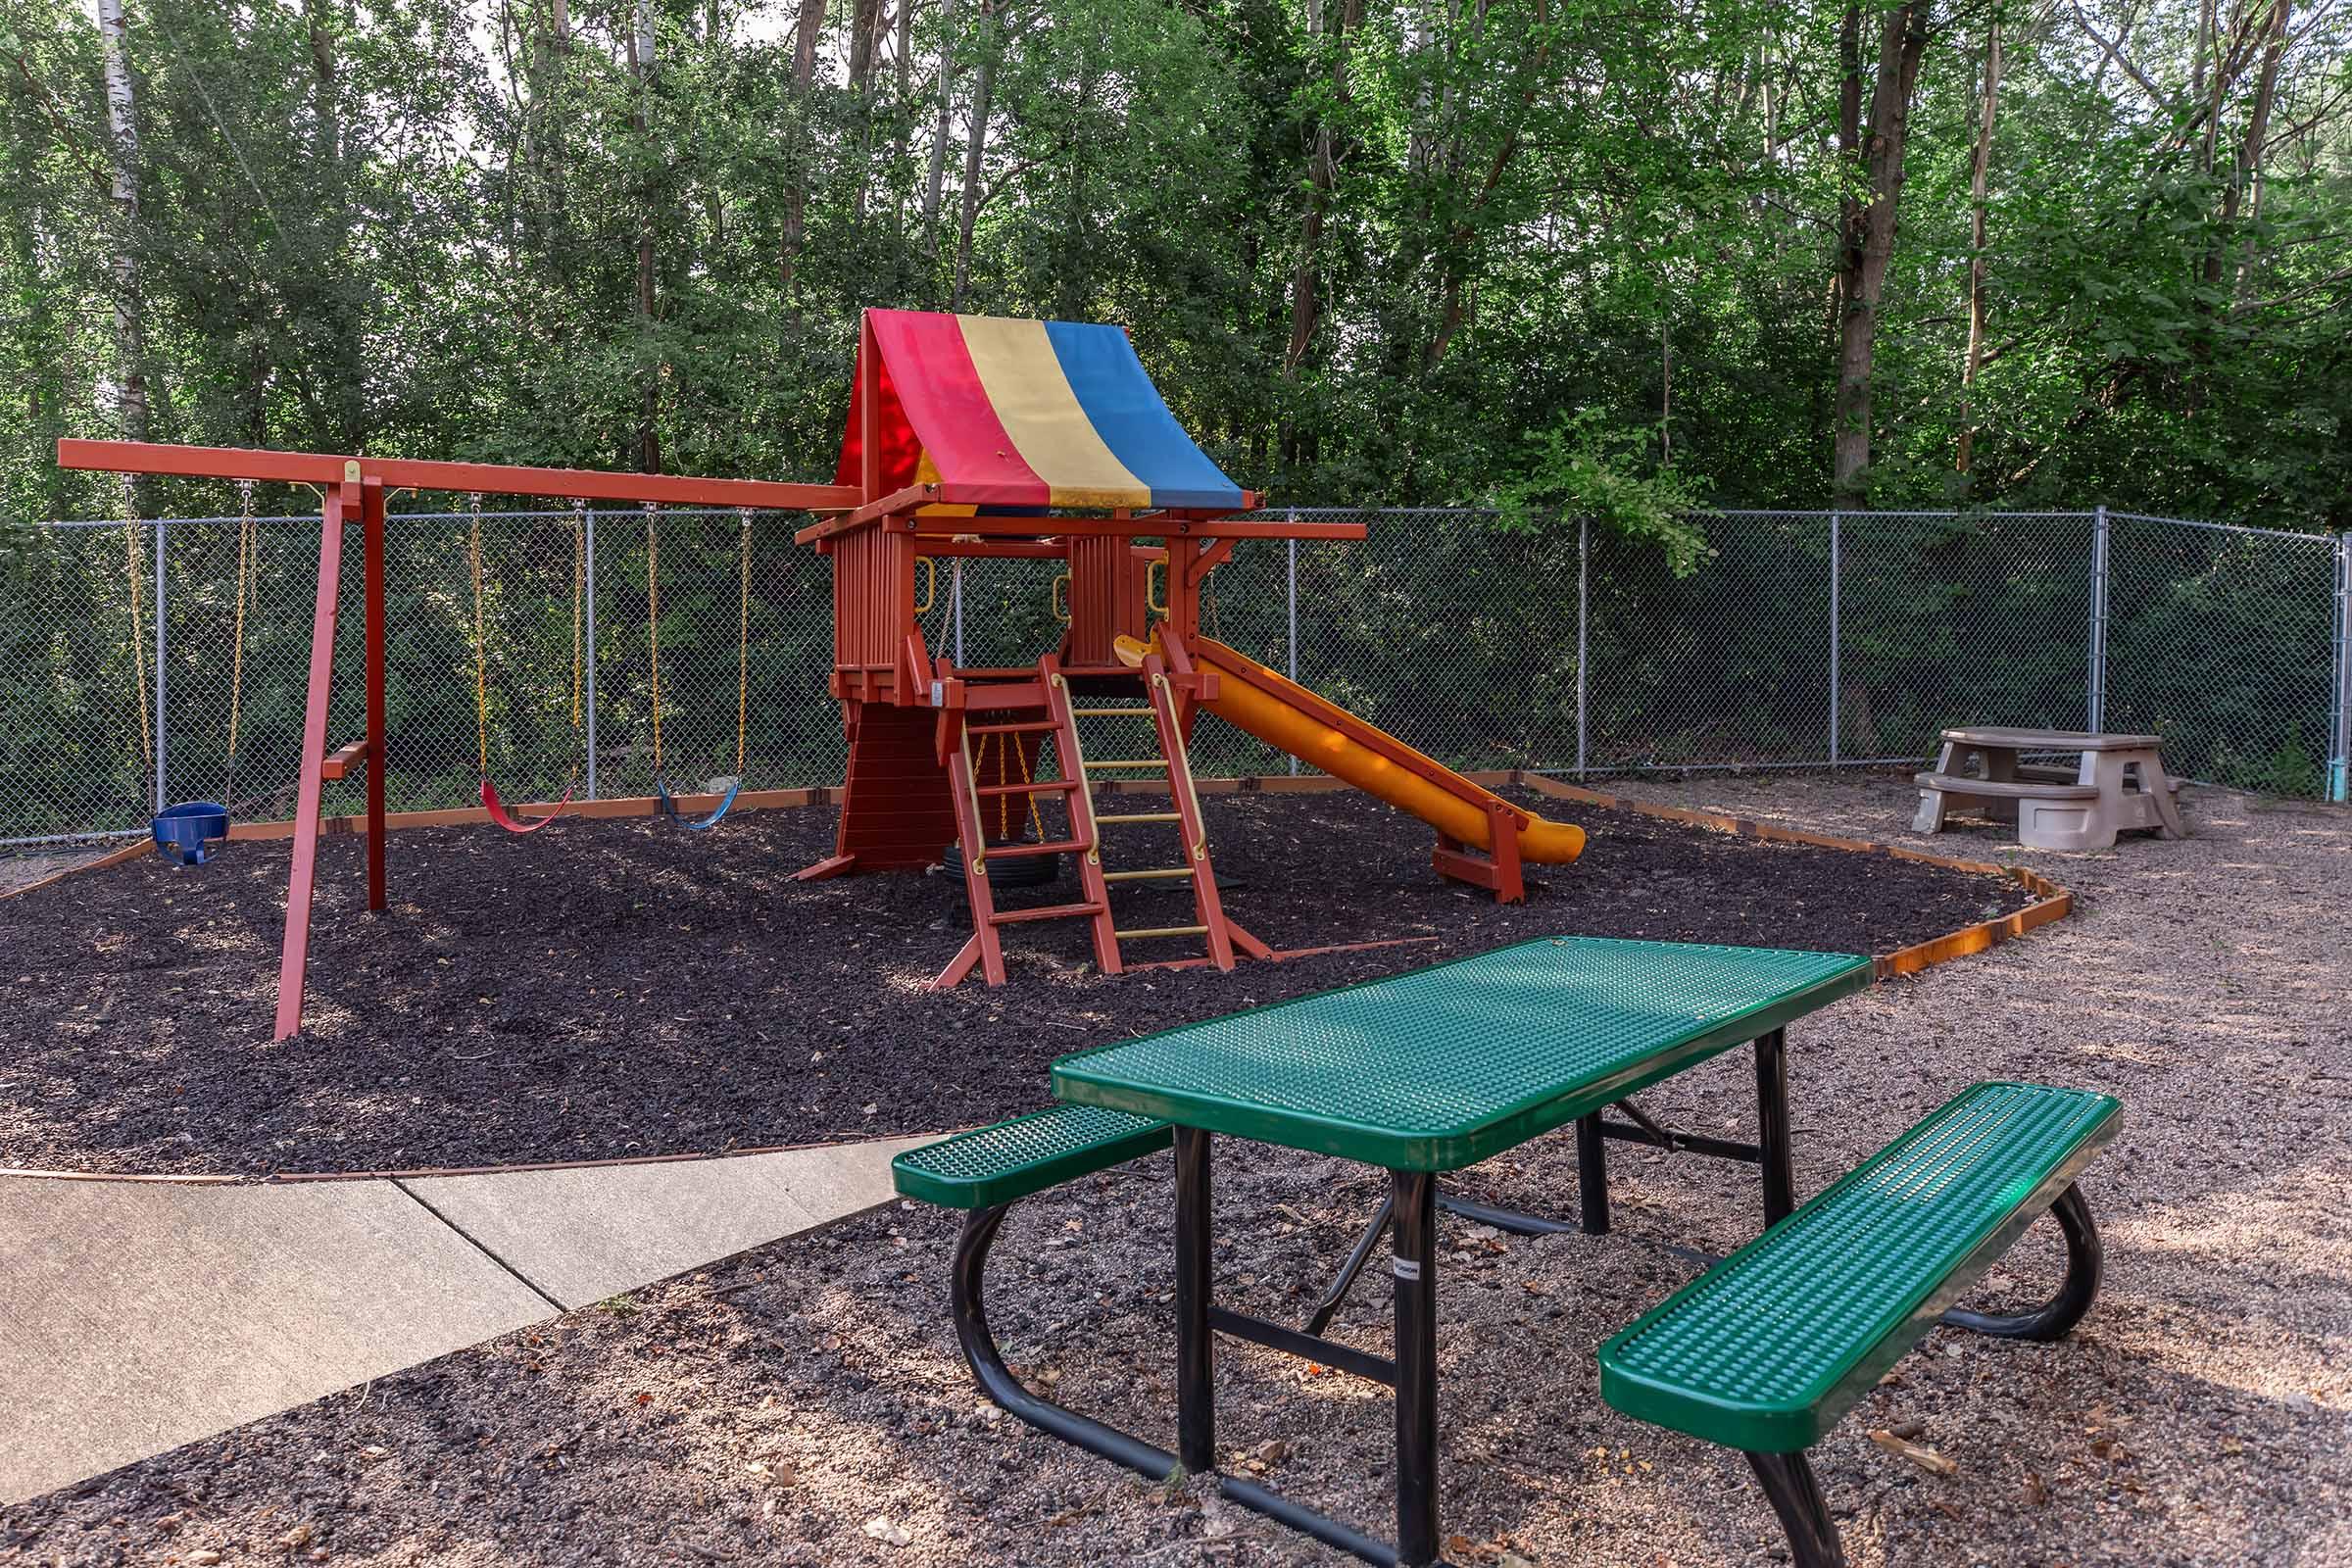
[{"x1": 1868, "y1": 1427, "x2": 1959, "y2": 1477}]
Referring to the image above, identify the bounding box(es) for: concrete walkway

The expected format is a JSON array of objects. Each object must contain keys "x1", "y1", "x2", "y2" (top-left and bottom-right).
[{"x1": 0, "y1": 1137, "x2": 926, "y2": 1504}]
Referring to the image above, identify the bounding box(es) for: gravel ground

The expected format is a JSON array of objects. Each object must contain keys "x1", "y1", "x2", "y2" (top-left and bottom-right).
[
  {"x1": 7, "y1": 772, "x2": 2349, "y2": 1568},
  {"x1": 0, "y1": 786, "x2": 2028, "y2": 1177}
]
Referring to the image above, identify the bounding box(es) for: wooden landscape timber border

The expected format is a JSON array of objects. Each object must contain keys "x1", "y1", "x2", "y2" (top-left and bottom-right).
[
  {"x1": 0, "y1": 767, "x2": 2075, "y2": 1184},
  {"x1": 1510, "y1": 772, "x2": 2075, "y2": 978}
]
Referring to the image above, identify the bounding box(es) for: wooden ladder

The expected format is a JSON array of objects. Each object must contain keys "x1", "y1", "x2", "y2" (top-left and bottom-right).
[
  {"x1": 935, "y1": 656, "x2": 1116, "y2": 988},
  {"x1": 1069, "y1": 648, "x2": 1253, "y2": 974},
  {"x1": 933, "y1": 652, "x2": 1258, "y2": 988}
]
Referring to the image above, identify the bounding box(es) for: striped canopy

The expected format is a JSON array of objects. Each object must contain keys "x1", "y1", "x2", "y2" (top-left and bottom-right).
[{"x1": 835, "y1": 310, "x2": 1245, "y2": 512}]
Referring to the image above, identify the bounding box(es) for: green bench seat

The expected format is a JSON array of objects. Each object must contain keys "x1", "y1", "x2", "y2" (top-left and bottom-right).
[
  {"x1": 1599, "y1": 1080, "x2": 2120, "y2": 1567},
  {"x1": 892, "y1": 1102, "x2": 1171, "y2": 1209}
]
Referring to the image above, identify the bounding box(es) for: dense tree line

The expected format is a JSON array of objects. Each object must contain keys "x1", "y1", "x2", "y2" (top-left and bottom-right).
[{"x1": 3, "y1": 0, "x2": 2347, "y2": 532}]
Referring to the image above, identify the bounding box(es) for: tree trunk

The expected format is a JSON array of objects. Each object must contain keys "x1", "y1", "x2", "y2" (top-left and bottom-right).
[
  {"x1": 630, "y1": 0, "x2": 662, "y2": 472},
  {"x1": 951, "y1": 1, "x2": 999, "y2": 311},
  {"x1": 923, "y1": 0, "x2": 957, "y2": 258},
  {"x1": 1284, "y1": 0, "x2": 1360, "y2": 376},
  {"x1": 779, "y1": 0, "x2": 827, "y2": 301},
  {"x1": 2216, "y1": 0, "x2": 2289, "y2": 292},
  {"x1": 1832, "y1": 0, "x2": 1929, "y2": 498},
  {"x1": 1957, "y1": 17, "x2": 2002, "y2": 474},
  {"x1": 96, "y1": 0, "x2": 148, "y2": 450}
]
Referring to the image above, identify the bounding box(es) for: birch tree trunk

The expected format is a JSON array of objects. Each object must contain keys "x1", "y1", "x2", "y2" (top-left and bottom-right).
[
  {"x1": 631, "y1": 0, "x2": 662, "y2": 472},
  {"x1": 1832, "y1": 0, "x2": 1928, "y2": 496},
  {"x1": 951, "y1": 0, "x2": 999, "y2": 311},
  {"x1": 779, "y1": 0, "x2": 827, "y2": 302},
  {"x1": 97, "y1": 0, "x2": 148, "y2": 448},
  {"x1": 1957, "y1": 17, "x2": 2002, "y2": 474},
  {"x1": 923, "y1": 0, "x2": 958, "y2": 259}
]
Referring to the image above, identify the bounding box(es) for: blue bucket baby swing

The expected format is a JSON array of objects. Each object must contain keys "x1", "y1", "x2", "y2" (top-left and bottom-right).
[{"x1": 150, "y1": 481, "x2": 258, "y2": 866}]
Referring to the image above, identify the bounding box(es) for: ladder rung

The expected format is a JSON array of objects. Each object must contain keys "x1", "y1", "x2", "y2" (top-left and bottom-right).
[
  {"x1": 1084, "y1": 760, "x2": 1166, "y2": 770},
  {"x1": 1071, "y1": 707, "x2": 1154, "y2": 717},
  {"x1": 989, "y1": 901, "x2": 1106, "y2": 926},
  {"x1": 1115, "y1": 925, "x2": 1209, "y2": 940},
  {"x1": 983, "y1": 837, "x2": 1087, "y2": 860},
  {"x1": 1096, "y1": 811, "x2": 1181, "y2": 824},
  {"x1": 1102, "y1": 867, "x2": 1196, "y2": 883},
  {"x1": 969, "y1": 720, "x2": 1057, "y2": 737},
  {"x1": 977, "y1": 779, "x2": 1079, "y2": 797}
]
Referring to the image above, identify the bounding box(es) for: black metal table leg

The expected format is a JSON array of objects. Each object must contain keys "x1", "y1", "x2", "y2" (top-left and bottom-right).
[
  {"x1": 1174, "y1": 1126, "x2": 1215, "y2": 1475},
  {"x1": 1576, "y1": 1111, "x2": 1610, "y2": 1234},
  {"x1": 1392, "y1": 1168, "x2": 1440, "y2": 1566},
  {"x1": 1754, "y1": 1028, "x2": 1795, "y2": 1227}
]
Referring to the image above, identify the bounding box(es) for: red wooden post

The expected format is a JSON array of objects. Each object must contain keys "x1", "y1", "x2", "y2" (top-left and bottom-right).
[
  {"x1": 273, "y1": 478, "x2": 354, "y2": 1041},
  {"x1": 363, "y1": 476, "x2": 388, "y2": 910}
]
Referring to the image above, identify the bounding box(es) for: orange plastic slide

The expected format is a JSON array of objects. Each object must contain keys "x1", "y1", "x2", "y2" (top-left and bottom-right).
[{"x1": 1118, "y1": 634, "x2": 1586, "y2": 863}]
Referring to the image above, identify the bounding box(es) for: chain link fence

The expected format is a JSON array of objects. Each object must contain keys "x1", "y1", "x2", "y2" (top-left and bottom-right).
[{"x1": 5, "y1": 506, "x2": 2347, "y2": 845}]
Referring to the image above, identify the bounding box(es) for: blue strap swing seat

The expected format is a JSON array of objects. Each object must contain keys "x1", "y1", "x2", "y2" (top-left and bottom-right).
[{"x1": 644, "y1": 505, "x2": 750, "y2": 834}]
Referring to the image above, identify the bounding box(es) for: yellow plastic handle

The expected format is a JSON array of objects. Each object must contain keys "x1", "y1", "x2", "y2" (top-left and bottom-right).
[
  {"x1": 1052, "y1": 571, "x2": 1071, "y2": 623},
  {"x1": 1148, "y1": 558, "x2": 1167, "y2": 614},
  {"x1": 914, "y1": 555, "x2": 937, "y2": 614}
]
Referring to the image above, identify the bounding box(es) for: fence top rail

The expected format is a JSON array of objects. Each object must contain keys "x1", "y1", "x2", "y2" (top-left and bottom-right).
[{"x1": 2103, "y1": 511, "x2": 2338, "y2": 545}]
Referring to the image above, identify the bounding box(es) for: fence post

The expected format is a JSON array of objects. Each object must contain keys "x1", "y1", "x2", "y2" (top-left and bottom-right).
[
  {"x1": 1286, "y1": 531, "x2": 1299, "y2": 776},
  {"x1": 1575, "y1": 516, "x2": 1589, "y2": 778},
  {"x1": 2087, "y1": 505, "x2": 2110, "y2": 733},
  {"x1": 153, "y1": 518, "x2": 168, "y2": 812},
  {"x1": 1827, "y1": 512, "x2": 1840, "y2": 769},
  {"x1": 584, "y1": 508, "x2": 600, "y2": 801},
  {"x1": 2332, "y1": 529, "x2": 2351, "y2": 803}
]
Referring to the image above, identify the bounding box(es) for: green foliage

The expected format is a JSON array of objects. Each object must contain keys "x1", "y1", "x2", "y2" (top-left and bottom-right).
[{"x1": 1491, "y1": 410, "x2": 1713, "y2": 574}]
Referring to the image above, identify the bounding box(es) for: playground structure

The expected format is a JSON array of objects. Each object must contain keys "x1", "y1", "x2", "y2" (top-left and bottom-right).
[
  {"x1": 794, "y1": 309, "x2": 1585, "y2": 987},
  {"x1": 54, "y1": 306, "x2": 1586, "y2": 1023}
]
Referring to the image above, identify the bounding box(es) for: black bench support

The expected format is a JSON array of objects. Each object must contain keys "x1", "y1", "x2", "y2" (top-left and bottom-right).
[
  {"x1": 949, "y1": 1130, "x2": 1421, "y2": 1567},
  {"x1": 1736, "y1": 1185, "x2": 2106, "y2": 1568}
]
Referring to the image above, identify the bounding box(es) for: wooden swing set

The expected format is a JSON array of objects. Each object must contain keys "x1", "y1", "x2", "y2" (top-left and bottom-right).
[{"x1": 59, "y1": 436, "x2": 860, "y2": 1039}]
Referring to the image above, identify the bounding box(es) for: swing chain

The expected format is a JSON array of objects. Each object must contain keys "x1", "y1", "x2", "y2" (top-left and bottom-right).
[
  {"x1": 225, "y1": 478, "x2": 257, "y2": 797},
  {"x1": 644, "y1": 501, "x2": 662, "y2": 778},
  {"x1": 736, "y1": 508, "x2": 753, "y2": 779},
  {"x1": 467, "y1": 492, "x2": 489, "y2": 776},
  {"x1": 121, "y1": 473, "x2": 154, "y2": 771}
]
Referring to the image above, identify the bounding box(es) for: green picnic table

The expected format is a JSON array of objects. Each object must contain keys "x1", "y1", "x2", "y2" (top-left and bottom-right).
[{"x1": 893, "y1": 936, "x2": 2119, "y2": 1568}]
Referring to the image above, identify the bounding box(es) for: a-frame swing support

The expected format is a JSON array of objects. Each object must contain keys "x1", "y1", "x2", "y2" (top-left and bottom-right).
[{"x1": 58, "y1": 437, "x2": 861, "y2": 1041}]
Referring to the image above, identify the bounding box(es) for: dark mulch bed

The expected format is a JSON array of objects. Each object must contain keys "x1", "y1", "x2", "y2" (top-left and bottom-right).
[{"x1": 0, "y1": 786, "x2": 2034, "y2": 1177}]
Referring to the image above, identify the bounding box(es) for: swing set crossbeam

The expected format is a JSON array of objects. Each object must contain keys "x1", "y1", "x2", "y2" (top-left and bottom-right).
[{"x1": 59, "y1": 439, "x2": 861, "y2": 513}]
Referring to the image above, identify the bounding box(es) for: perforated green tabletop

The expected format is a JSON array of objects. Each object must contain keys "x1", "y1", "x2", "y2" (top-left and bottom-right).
[{"x1": 1052, "y1": 937, "x2": 1873, "y2": 1171}]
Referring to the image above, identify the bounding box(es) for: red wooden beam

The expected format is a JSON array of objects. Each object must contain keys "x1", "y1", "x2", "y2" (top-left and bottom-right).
[
  {"x1": 58, "y1": 438, "x2": 860, "y2": 513},
  {"x1": 274, "y1": 482, "x2": 352, "y2": 1041}
]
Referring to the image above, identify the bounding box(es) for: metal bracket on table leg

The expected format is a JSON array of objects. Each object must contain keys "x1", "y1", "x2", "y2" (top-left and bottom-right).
[
  {"x1": 1743, "y1": 1450, "x2": 1847, "y2": 1568},
  {"x1": 1303, "y1": 1192, "x2": 1393, "y2": 1335},
  {"x1": 1939, "y1": 1183, "x2": 2104, "y2": 1341}
]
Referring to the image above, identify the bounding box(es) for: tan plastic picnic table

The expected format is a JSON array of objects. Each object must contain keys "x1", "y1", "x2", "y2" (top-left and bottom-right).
[{"x1": 1914, "y1": 725, "x2": 2186, "y2": 850}]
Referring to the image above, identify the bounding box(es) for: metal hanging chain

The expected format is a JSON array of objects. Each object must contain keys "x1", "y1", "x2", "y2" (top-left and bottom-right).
[
  {"x1": 224, "y1": 478, "x2": 256, "y2": 799},
  {"x1": 468, "y1": 492, "x2": 491, "y2": 776},
  {"x1": 645, "y1": 502, "x2": 662, "y2": 777},
  {"x1": 571, "y1": 502, "x2": 586, "y2": 737},
  {"x1": 735, "y1": 509, "x2": 752, "y2": 779},
  {"x1": 120, "y1": 474, "x2": 153, "y2": 770}
]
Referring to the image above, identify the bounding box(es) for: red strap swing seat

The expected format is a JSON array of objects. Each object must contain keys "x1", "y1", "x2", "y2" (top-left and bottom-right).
[{"x1": 469, "y1": 495, "x2": 585, "y2": 835}]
